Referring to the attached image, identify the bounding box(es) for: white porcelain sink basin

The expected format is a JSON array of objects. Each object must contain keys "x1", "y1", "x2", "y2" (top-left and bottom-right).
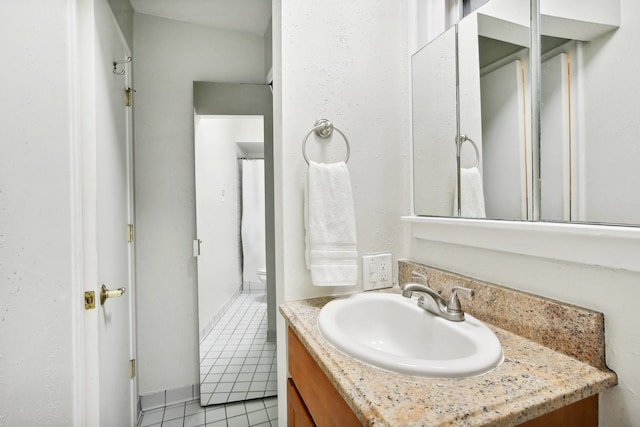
[{"x1": 318, "y1": 292, "x2": 503, "y2": 377}]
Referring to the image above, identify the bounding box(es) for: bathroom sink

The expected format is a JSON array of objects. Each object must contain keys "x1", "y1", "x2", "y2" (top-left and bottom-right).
[{"x1": 317, "y1": 292, "x2": 503, "y2": 377}]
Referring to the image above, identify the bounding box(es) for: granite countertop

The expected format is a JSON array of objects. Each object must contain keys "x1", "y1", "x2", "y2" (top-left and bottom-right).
[{"x1": 280, "y1": 292, "x2": 617, "y2": 426}]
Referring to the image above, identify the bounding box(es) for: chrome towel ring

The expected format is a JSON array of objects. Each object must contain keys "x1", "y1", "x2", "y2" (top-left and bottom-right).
[
  {"x1": 458, "y1": 134, "x2": 480, "y2": 168},
  {"x1": 302, "y1": 119, "x2": 351, "y2": 165}
]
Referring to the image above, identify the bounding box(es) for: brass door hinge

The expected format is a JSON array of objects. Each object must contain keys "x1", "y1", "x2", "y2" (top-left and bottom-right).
[
  {"x1": 84, "y1": 291, "x2": 95, "y2": 310},
  {"x1": 130, "y1": 359, "x2": 136, "y2": 378},
  {"x1": 125, "y1": 87, "x2": 136, "y2": 107},
  {"x1": 127, "y1": 224, "x2": 134, "y2": 242}
]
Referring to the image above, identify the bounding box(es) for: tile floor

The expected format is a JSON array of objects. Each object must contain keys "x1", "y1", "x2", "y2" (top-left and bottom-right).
[
  {"x1": 199, "y1": 292, "x2": 277, "y2": 405},
  {"x1": 139, "y1": 292, "x2": 279, "y2": 427},
  {"x1": 138, "y1": 396, "x2": 278, "y2": 427}
]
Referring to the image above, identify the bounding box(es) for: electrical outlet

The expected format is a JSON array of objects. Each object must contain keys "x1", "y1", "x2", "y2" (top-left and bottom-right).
[
  {"x1": 362, "y1": 255, "x2": 376, "y2": 290},
  {"x1": 362, "y1": 253, "x2": 393, "y2": 290}
]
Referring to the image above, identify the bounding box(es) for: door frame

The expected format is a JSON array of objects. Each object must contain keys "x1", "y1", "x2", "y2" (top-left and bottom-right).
[{"x1": 122, "y1": 19, "x2": 138, "y2": 427}]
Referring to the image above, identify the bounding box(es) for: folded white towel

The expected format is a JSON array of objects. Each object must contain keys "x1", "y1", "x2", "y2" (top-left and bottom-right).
[
  {"x1": 454, "y1": 167, "x2": 486, "y2": 218},
  {"x1": 305, "y1": 161, "x2": 358, "y2": 286}
]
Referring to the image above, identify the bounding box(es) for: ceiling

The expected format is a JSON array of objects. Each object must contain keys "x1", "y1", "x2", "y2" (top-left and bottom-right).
[{"x1": 129, "y1": 0, "x2": 272, "y2": 36}]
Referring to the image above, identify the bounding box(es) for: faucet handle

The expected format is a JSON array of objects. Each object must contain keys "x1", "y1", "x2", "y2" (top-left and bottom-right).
[
  {"x1": 447, "y1": 286, "x2": 475, "y2": 313},
  {"x1": 410, "y1": 271, "x2": 429, "y2": 286}
]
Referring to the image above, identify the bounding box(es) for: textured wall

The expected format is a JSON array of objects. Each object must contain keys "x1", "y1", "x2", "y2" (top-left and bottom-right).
[
  {"x1": 278, "y1": 0, "x2": 411, "y2": 301},
  {"x1": 0, "y1": 0, "x2": 75, "y2": 424},
  {"x1": 274, "y1": 2, "x2": 411, "y2": 421}
]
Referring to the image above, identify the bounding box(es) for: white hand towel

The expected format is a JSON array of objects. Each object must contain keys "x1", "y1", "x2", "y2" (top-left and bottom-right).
[
  {"x1": 305, "y1": 161, "x2": 358, "y2": 286},
  {"x1": 454, "y1": 167, "x2": 486, "y2": 218}
]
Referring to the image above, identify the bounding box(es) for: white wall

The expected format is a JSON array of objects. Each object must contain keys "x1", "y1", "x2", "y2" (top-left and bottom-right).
[
  {"x1": 264, "y1": 19, "x2": 273, "y2": 78},
  {"x1": 274, "y1": 0, "x2": 411, "y2": 420},
  {"x1": 458, "y1": 14, "x2": 483, "y2": 170},
  {"x1": 195, "y1": 116, "x2": 263, "y2": 328},
  {"x1": 579, "y1": 0, "x2": 640, "y2": 224},
  {"x1": 0, "y1": 1, "x2": 77, "y2": 424},
  {"x1": 133, "y1": 13, "x2": 265, "y2": 395},
  {"x1": 278, "y1": 0, "x2": 411, "y2": 302},
  {"x1": 540, "y1": 53, "x2": 571, "y2": 221},
  {"x1": 481, "y1": 60, "x2": 528, "y2": 220},
  {"x1": 107, "y1": 0, "x2": 134, "y2": 49}
]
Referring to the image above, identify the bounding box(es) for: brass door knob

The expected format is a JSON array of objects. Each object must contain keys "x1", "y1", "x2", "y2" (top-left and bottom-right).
[{"x1": 100, "y1": 284, "x2": 126, "y2": 305}]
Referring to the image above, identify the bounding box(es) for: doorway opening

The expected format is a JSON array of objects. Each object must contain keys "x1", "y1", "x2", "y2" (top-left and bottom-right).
[
  {"x1": 194, "y1": 115, "x2": 277, "y2": 405},
  {"x1": 193, "y1": 82, "x2": 277, "y2": 412}
]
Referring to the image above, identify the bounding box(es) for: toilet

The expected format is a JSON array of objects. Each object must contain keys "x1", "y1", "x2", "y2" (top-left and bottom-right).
[{"x1": 256, "y1": 268, "x2": 267, "y2": 287}]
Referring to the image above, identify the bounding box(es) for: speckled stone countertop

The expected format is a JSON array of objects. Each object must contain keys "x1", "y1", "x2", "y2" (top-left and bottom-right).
[{"x1": 280, "y1": 265, "x2": 617, "y2": 426}]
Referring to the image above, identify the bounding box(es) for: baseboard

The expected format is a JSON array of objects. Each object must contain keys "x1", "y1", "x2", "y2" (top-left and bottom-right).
[
  {"x1": 139, "y1": 383, "x2": 201, "y2": 412},
  {"x1": 199, "y1": 288, "x2": 240, "y2": 342},
  {"x1": 243, "y1": 280, "x2": 266, "y2": 293}
]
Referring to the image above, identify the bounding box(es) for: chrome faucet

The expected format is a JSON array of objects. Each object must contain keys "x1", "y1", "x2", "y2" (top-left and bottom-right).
[{"x1": 402, "y1": 271, "x2": 474, "y2": 322}]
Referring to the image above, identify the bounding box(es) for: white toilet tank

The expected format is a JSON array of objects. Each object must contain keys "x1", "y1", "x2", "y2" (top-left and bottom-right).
[{"x1": 257, "y1": 268, "x2": 267, "y2": 284}]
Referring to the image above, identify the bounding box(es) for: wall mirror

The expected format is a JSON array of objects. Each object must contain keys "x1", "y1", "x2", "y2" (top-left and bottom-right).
[
  {"x1": 538, "y1": 2, "x2": 636, "y2": 225},
  {"x1": 412, "y1": 26, "x2": 458, "y2": 216},
  {"x1": 413, "y1": 0, "x2": 636, "y2": 226},
  {"x1": 193, "y1": 82, "x2": 277, "y2": 406},
  {"x1": 412, "y1": 0, "x2": 532, "y2": 220}
]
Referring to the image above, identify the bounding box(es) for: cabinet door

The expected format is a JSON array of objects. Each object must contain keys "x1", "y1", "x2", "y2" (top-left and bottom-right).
[
  {"x1": 288, "y1": 327, "x2": 362, "y2": 426},
  {"x1": 519, "y1": 394, "x2": 598, "y2": 427},
  {"x1": 287, "y1": 379, "x2": 315, "y2": 427}
]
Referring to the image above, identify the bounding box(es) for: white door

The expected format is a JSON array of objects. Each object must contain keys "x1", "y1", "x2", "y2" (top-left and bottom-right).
[{"x1": 95, "y1": 1, "x2": 135, "y2": 425}]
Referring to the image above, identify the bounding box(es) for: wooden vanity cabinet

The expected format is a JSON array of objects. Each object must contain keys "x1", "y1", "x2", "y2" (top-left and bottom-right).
[
  {"x1": 287, "y1": 326, "x2": 598, "y2": 427},
  {"x1": 287, "y1": 327, "x2": 362, "y2": 426},
  {"x1": 518, "y1": 395, "x2": 598, "y2": 427},
  {"x1": 287, "y1": 378, "x2": 315, "y2": 427}
]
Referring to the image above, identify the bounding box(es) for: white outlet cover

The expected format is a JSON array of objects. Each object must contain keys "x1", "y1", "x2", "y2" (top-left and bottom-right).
[{"x1": 362, "y1": 253, "x2": 392, "y2": 290}]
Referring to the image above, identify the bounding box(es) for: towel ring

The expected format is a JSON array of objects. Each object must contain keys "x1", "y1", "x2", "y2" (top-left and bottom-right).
[
  {"x1": 302, "y1": 119, "x2": 350, "y2": 165},
  {"x1": 458, "y1": 134, "x2": 480, "y2": 168}
]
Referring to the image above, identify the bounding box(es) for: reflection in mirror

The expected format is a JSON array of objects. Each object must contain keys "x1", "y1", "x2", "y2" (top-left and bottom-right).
[
  {"x1": 412, "y1": 0, "x2": 531, "y2": 220},
  {"x1": 194, "y1": 83, "x2": 276, "y2": 406},
  {"x1": 463, "y1": 0, "x2": 490, "y2": 17},
  {"x1": 461, "y1": 0, "x2": 531, "y2": 220},
  {"x1": 412, "y1": 26, "x2": 457, "y2": 216},
  {"x1": 540, "y1": 37, "x2": 572, "y2": 222},
  {"x1": 539, "y1": 1, "x2": 640, "y2": 225}
]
